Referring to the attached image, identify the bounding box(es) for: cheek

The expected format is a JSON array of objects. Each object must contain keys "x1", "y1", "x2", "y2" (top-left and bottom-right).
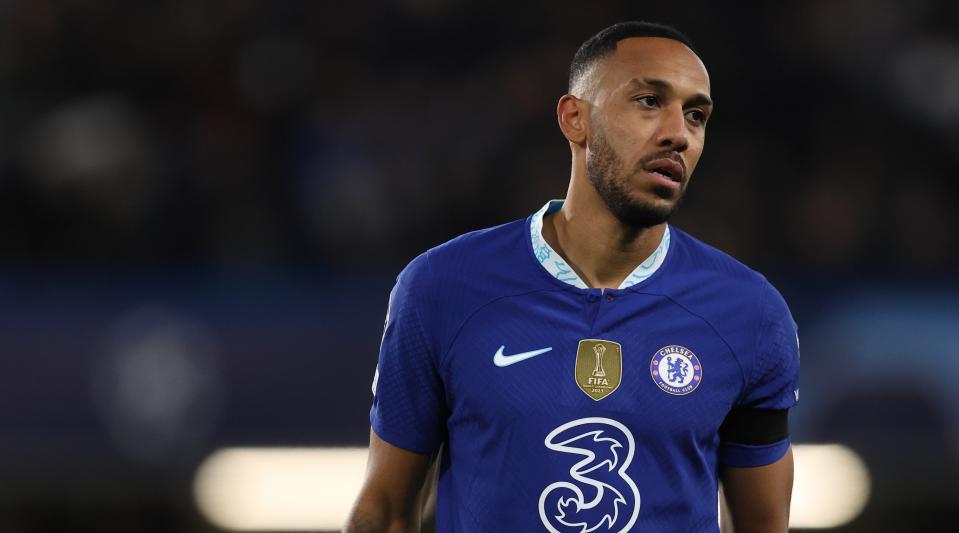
[
  {"x1": 603, "y1": 109, "x2": 657, "y2": 144},
  {"x1": 604, "y1": 121, "x2": 657, "y2": 165},
  {"x1": 624, "y1": 118, "x2": 659, "y2": 146}
]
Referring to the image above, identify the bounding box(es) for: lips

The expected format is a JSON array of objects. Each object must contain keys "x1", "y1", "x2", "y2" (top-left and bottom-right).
[{"x1": 644, "y1": 158, "x2": 685, "y2": 182}]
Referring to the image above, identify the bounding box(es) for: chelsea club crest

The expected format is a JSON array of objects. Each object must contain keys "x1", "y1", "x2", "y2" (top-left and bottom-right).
[{"x1": 650, "y1": 345, "x2": 702, "y2": 395}]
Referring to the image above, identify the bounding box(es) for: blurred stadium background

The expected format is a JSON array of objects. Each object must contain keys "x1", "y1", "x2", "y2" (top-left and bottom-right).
[{"x1": 1, "y1": 0, "x2": 957, "y2": 531}]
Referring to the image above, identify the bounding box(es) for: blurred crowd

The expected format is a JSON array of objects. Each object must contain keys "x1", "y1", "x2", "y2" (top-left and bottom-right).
[
  {"x1": 1, "y1": 2, "x2": 958, "y2": 532},
  {"x1": 1, "y1": 0, "x2": 956, "y2": 274}
]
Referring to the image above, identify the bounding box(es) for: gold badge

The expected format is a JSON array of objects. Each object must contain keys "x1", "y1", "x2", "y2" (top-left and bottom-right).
[{"x1": 575, "y1": 339, "x2": 622, "y2": 401}]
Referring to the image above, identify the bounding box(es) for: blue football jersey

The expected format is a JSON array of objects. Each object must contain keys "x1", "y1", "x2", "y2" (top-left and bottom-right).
[{"x1": 370, "y1": 200, "x2": 800, "y2": 532}]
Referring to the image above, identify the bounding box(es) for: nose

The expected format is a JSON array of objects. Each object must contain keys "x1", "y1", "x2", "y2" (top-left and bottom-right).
[{"x1": 655, "y1": 105, "x2": 689, "y2": 152}]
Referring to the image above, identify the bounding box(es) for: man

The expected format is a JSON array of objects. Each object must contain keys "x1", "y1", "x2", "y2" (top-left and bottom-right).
[{"x1": 345, "y1": 21, "x2": 799, "y2": 533}]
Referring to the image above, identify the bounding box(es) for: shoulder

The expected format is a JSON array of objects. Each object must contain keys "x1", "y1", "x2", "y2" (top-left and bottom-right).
[
  {"x1": 668, "y1": 226, "x2": 770, "y2": 290},
  {"x1": 662, "y1": 226, "x2": 794, "y2": 342},
  {"x1": 396, "y1": 219, "x2": 527, "y2": 287},
  {"x1": 664, "y1": 228, "x2": 798, "y2": 400},
  {"x1": 387, "y1": 217, "x2": 547, "y2": 367},
  {"x1": 427, "y1": 219, "x2": 528, "y2": 268},
  {"x1": 405, "y1": 218, "x2": 533, "y2": 296},
  {"x1": 392, "y1": 218, "x2": 539, "y2": 349}
]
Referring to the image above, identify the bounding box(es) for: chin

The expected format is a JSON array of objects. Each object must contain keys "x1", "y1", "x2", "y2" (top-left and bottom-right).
[{"x1": 612, "y1": 202, "x2": 674, "y2": 228}]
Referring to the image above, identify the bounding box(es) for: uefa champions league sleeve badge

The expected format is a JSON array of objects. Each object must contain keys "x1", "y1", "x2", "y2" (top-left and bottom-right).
[{"x1": 650, "y1": 345, "x2": 703, "y2": 395}]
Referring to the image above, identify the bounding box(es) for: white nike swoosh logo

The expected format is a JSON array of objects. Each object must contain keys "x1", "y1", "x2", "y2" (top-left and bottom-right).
[{"x1": 493, "y1": 345, "x2": 553, "y2": 367}]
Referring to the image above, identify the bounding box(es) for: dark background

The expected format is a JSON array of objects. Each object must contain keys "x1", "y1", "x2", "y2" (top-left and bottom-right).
[{"x1": 1, "y1": 0, "x2": 957, "y2": 531}]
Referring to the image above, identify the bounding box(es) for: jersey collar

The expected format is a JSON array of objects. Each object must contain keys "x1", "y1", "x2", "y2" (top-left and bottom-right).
[{"x1": 530, "y1": 199, "x2": 671, "y2": 290}]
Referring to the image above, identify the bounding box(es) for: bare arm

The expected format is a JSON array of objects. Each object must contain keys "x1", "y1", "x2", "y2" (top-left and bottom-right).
[
  {"x1": 343, "y1": 429, "x2": 433, "y2": 533},
  {"x1": 719, "y1": 447, "x2": 794, "y2": 533}
]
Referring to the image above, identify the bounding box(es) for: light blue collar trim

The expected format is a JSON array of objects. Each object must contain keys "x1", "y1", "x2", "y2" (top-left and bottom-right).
[{"x1": 530, "y1": 199, "x2": 670, "y2": 290}]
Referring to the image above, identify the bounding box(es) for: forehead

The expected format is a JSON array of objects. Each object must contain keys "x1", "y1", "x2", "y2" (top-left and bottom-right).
[{"x1": 595, "y1": 37, "x2": 710, "y2": 96}]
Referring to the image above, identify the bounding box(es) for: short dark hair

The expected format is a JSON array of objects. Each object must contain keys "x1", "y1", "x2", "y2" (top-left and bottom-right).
[{"x1": 569, "y1": 21, "x2": 697, "y2": 92}]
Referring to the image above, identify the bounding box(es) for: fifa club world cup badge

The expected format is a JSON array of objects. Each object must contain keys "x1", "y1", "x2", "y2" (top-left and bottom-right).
[
  {"x1": 575, "y1": 339, "x2": 623, "y2": 401},
  {"x1": 650, "y1": 345, "x2": 703, "y2": 395}
]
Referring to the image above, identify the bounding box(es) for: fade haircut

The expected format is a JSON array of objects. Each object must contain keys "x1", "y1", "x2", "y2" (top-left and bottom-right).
[{"x1": 569, "y1": 21, "x2": 698, "y2": 93}]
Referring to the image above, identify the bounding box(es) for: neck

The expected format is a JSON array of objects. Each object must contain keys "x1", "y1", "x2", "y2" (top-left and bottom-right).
[{"x1": 542, "y1": 175, "x2": 666, "y2": 290}]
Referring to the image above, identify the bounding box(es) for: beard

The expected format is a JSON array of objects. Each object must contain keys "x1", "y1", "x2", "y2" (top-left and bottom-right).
[{"x1": 586, "y1": 130, "x2": 685, "y2": 229}]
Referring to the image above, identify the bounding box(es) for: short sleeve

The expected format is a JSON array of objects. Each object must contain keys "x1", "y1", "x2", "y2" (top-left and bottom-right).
[
  {"x1": 719, "y1": 281, "x2": 800, "y2": 467},
  {"x1": 369, "y1": 252, "x2": 447, "y2": 455}
]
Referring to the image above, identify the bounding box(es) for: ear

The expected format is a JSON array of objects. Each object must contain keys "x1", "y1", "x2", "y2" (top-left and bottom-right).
[{"x1": 557, "y1": 94, "x2": 588, "y2": 146}]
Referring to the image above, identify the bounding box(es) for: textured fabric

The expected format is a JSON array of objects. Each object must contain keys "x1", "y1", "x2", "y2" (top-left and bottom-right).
[
  {"x1": 718, "y1": 440, "x2": 792, "y2": 468},
  {"x1": 369, "y1": 207, "x2": 800, "y2": 532},
  {"x1": 369, "y1": 252, "x2": 447, "y2": 453},
  {"x1": 529, "y1": 199, "x2": 671, "y2": 289}
]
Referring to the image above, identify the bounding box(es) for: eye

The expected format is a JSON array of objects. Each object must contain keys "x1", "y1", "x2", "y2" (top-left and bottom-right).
[
  {"x1": 634, "y1": 95, "x2": 659, "y2": 108},
  {"x1": 686, "y1": 109, "x2": 708, "y2": 125}
]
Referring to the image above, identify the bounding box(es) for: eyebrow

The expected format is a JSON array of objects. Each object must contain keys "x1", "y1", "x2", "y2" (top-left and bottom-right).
[{"x1": 628, "y1": 77, "x2": 714, "y2": 108}]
